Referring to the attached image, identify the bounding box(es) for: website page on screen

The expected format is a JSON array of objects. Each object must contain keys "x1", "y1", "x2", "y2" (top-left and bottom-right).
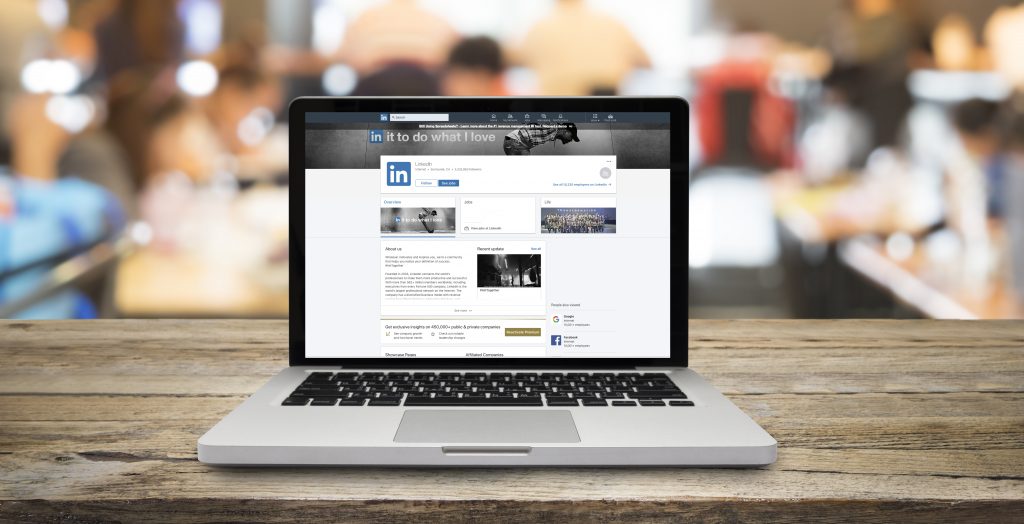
[{"x1": 304, "y1": 111, "x2": 670, "y2": 358}]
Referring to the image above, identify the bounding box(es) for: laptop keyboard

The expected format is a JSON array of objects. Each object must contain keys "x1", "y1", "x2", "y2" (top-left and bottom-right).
[{"x1": 282, "y1": 372, "x2": 693, "y2": 407}]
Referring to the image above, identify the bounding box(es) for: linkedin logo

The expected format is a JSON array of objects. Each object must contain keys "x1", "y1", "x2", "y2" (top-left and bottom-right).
[{"x1": 386, "y1": 162, "x2": 412, "y2": 186}]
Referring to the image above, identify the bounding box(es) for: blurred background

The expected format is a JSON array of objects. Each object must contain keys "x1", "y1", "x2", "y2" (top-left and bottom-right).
[{"x1": 0, "y1": 0, "x2": 1021, "y2": 320}]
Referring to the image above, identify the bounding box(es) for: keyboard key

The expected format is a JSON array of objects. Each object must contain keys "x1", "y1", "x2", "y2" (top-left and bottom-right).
[
  {"x1": 669, "y1": 400, "x2": 695, "y2": 406},
  {"x1": 641, "y1": 373, "x2": 670, "y2": 380},
  {"x1": 639, "y1": 400, "x2": 665, "y2": 406},
  {"x1": 404, "y1": 397, "x2": 543, "y2": 406},
  {"x1": 310, "y1": 398, "x2": 338, "y2": 406},
  {"x1": 546, "y1": 399, "x2": 579, "y2": 406},
  {"x1": 339, "y1": 399, "x2": 365, "y2": 406},
  {"x1": 612, "y1": 401, "x2": 637, "y2": 406},
  {"x1": 635, "y1": 385, "x2": 682, "y2": 392},
  {"x1": 582, "y1": 399, "x2": 608, "y2": 406},
  {"x1": 368, "y1": 399, "x2": 402, "y2": 406},
  {"x1": 282, "y1": 397, "x2": 309, "y2": 406},
  {"x1": 629, "y1": 391, "x2": 687, "y2": 399}
]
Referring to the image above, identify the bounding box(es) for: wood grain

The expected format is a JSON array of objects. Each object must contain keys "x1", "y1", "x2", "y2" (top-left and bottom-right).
[{"x1": 0, "y1": 319, "x2": 1022, "y2": 522}]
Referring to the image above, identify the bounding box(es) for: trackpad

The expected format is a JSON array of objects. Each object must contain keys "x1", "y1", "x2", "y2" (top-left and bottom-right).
[{"x1": 394, "y1": 410, "x2": 580, "y2": 443}]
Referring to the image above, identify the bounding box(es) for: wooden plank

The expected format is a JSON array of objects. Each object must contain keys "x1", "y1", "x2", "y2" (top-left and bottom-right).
[
  {"x1": 1, "y1": 452, "x2": 1022, "y2": 502},
  {"x1": 3, "y1": 420, "x2": 1022, "y2": 478},
  {"x1": 1, "y1": 498, "x2": 1018, "y2": 524}
]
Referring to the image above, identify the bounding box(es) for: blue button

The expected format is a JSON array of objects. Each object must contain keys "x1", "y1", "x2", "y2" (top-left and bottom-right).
[{"x1": 438, "y1": 179, "x2": 460, "y2": 187}]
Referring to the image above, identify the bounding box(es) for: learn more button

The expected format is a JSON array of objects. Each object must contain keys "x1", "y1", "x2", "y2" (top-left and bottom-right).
[{"x1": 438, "y1": 179, "x2": 460, "y2": 187}]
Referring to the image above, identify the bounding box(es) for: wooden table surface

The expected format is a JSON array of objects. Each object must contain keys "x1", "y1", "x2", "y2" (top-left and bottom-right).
[{"x1": 1, "y1": 320, "x2": 1022, "y2": 522}]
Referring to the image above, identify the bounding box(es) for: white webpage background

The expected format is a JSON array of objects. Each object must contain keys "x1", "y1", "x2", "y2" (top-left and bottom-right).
[{"x1": 305, "y1": 165, "x2": 670, "y2": 358}]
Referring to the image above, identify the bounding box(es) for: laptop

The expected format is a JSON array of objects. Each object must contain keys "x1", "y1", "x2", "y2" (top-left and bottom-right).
[{"x1": 198, "y1": 97, "x2": 776, "y2": 466}]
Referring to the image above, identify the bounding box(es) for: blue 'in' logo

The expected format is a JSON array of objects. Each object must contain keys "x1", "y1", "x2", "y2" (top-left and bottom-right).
[
  {"x1": 386, "y1": 162, "x2": 412, "y2": 186},
  {"x1": 369, "y1": 129, "x2": 384, "y2": 143}
]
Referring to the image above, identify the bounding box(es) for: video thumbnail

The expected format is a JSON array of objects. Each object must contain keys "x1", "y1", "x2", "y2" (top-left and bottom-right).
[
  {"x1": 477, "y1": 254, "x2": 542, "y2": 288},
  {"x1": 380, "y1": 207, "x2": 456, "y2": 234},
  {"x1": 541, "y1": 207, "x2": 616, "y2": 234}
]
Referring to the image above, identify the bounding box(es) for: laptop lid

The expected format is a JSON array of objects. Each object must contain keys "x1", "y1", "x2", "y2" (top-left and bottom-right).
[{"x1": 289, "y1": 97, "x2": 686, "y2": 368}]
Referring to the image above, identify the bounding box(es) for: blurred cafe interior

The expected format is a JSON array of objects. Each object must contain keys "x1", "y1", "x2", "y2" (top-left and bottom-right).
[{"x1": 0, "y1": 0, "x2": 1022, "y2": 320}]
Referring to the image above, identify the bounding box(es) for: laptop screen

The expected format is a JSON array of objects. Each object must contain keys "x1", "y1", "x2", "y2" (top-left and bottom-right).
[{"x1": 304, "y1": 110, "x2": 670, "y2": 359}]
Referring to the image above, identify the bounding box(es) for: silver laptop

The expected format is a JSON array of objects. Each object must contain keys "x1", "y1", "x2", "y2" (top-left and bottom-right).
[{"x1": 198, "y1": 97, "x2": 776, "y2": 466}]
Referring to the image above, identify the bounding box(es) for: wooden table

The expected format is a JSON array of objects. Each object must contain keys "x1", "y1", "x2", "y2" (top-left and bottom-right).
[{"x1": 1, "y1": 320, "x2": 1021, "y2": 522}]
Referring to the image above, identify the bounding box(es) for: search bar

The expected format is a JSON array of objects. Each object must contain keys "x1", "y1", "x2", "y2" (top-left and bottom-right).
[{"x1": 389, "y1": 113, "x2": 449, "y2": 122}]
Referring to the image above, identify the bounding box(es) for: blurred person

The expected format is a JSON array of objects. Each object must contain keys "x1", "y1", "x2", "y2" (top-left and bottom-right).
[
  {"x1": 513, "y1": 0, "x2": 651, "y2": 95},
  {"x1": 442, "y1": 36, "x2": 508, "y2": 97},
  {"x1": 952, "y1": 99, "x2": 1006, "y2": 218},
  {"x1": 145, "y1": 94, "x2": 222, "y2": 185},
  {"x1": 351, "y1": 64, "x2": 440, "y2": 97},
  {"x1": 0, "y1": 93, "x2": 125, "y2": 319},
  {"x1": 694, "y1": 29, "x2": 796, "y2": 168},
  {"x1": 105, "y1": 69, "x2": 180, "y2": 186},
  {"x1": 825, "y1": 0, "x2": 916, "y2": 148},
  {"x1": 943, "y1": 98, "x2": 1002, "y2": 290},
  {"x1": 200, "y1": 65, "x2": 282, "y2": 157},
  {"x1": 93, "y1": 0, "x2": 184, "y2": 83},
  {"x1": 337, "y1": 0, "x2": 458, "y2": 76}
]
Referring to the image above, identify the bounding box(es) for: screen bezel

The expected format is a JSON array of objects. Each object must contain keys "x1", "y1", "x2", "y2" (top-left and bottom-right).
[{"x1": 289, "y1": 96, "x2": 687, "y2": 368}]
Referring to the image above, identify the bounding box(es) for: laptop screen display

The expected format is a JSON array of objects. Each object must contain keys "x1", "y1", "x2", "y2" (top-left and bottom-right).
[{"x1": 304, "y1": 111, "x2": 670, "y2": 358}]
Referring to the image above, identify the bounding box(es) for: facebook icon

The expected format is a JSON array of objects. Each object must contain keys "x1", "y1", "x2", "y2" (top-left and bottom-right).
[
  {"x1": 386, "y1": 161, "x2": 412, "y2": 186},
  {"x1": 550, "y1": 335, "x2": 562, "y2": 346},
  {"x1": 368, "y1": 129, "x2": 384, "y2": 143}
]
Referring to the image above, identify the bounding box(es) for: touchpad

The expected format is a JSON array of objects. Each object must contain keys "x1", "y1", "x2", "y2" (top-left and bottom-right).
[{"x1": 394, "y1": 410, "x2": 580, "y2": 443}]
